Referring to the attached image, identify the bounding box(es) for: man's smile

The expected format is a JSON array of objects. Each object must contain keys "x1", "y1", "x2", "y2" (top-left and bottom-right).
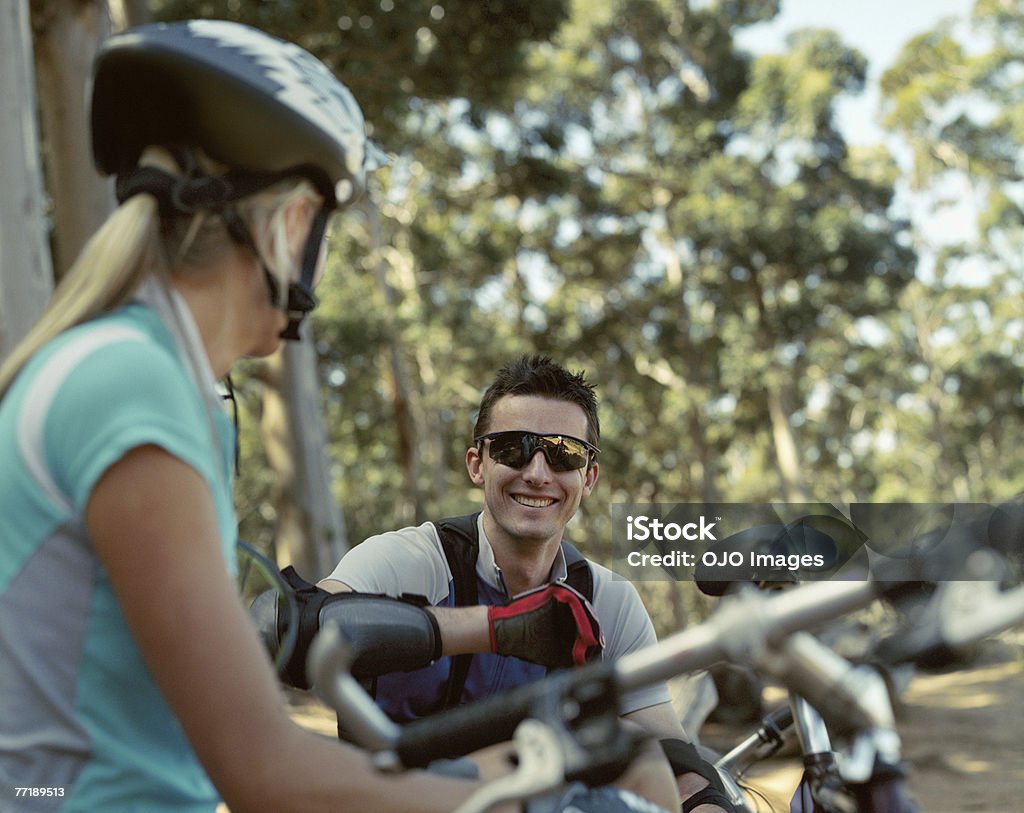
[{"x1": 511, "y1": 494, "x2": 557, "y2": 508}]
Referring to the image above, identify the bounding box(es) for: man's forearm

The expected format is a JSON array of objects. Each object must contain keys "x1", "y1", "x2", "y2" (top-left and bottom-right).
[{"x1": 426, "y1": 605, "x2": 491, "y2": 656}]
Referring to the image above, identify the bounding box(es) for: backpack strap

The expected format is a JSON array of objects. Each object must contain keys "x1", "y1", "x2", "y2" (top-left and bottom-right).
[
  {"x1": 435, "y1": 513, "x2": 482, "y2": 609},
  {"x1": 433, "y1": 513, "x2": 482, "y2": 711},
  {"x1": 561, "y1": 539, "x2": 594, "y2": 603}
]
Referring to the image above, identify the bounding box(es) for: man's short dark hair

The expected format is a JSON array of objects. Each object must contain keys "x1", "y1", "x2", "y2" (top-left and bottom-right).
[{"x1": 473, "y1": 355, "x2": 600, "y2": 446}]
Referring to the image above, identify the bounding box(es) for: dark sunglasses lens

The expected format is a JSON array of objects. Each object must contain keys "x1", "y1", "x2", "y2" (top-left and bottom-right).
[
  {"x1": 547, "y1": 436, "x2": 590, "y2": 471},
  {"x1": 487, "y1": 433, "x2": 530, "y2": 467},
  {"x1": 486, "y1": 432, "x2": 590, "y2": 471}
]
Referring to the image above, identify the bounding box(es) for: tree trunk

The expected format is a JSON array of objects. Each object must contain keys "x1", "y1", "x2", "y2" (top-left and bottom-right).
[
  {"x1": 262, "y1": 325, "x2": 348, "y2": 579},
  {"x1": 30, "y1": 0, "x2": 113, "y2": 278},
  {"x1": 750, "y1": 272, "x2": 810, "y2": 503},
  {"x1": 363, "y1": 197, "x2": 426, "y2": 524},
  {"x1": 766, "y1": 376, "x2": 810, "y2": 501},
  {"x1": 0, "y1": 0, "x2": 53, "y2": 360},
  {"x1": 107, "y1": 0, "x2": 148, "y2": 30}
]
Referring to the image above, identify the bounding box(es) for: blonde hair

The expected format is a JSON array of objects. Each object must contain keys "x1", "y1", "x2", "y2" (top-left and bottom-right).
[{"x1": 0, "y1": 147, "x2": 320, "y2": 399}]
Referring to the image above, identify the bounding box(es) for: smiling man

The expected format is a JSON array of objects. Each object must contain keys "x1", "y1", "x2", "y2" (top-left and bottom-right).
[
  {"x1": 312, "y1": 355, "x2": 733, "y2": 812},
  {"x1": 318, "y1": 356, "x2": 662, "y2": 718}
]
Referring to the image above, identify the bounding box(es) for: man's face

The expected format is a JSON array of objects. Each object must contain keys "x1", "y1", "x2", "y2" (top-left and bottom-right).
[{"x1": 467, "y1": 394, "x2": 599, "y2": 549}]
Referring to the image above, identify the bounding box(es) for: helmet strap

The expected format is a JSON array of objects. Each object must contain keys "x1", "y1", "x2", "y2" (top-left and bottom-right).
[
  {"x1": 220, "y1": 208, "x2": 318, "y2": 341},
  {"x1": 116, "y1": 154, "x2": 324, "y2": 341},
  {"x1": 275, "y1": 204, "x2": 329, "y2": 340}
]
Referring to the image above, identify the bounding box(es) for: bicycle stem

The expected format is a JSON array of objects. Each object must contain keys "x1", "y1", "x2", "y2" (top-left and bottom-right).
[{"x1": 766, "y1": 633, "x2": 895, "y2": 738}]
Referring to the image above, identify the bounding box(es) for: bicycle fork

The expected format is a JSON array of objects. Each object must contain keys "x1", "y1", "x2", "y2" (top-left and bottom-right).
[
  {"x1": 714, "y1": 704, "x2": 792, "y2": 813},
  {"x1": 790, "y1": 694, "x2": 853, "y2": 813}
]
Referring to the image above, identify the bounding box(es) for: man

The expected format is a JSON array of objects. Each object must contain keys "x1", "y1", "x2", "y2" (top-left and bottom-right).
[{"x1": 317, "y1": 355, "x2": 733, "y2": 813}]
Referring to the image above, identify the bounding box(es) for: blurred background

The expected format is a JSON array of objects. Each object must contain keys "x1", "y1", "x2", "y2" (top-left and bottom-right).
[{"x1": 3, "y1": 0, "x2": 1023, "y2": 635}]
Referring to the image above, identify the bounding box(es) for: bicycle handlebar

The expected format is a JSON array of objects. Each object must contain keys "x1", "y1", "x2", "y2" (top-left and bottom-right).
[
  {"x1": 310, "y1": 579, "x2": 882, "y2": 769},
  {"x1": 309, "y1": 548, "x2": 1024, "y2": 776}
]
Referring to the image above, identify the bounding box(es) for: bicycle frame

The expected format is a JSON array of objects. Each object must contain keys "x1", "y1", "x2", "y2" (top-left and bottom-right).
[
  {"x1": 715, "y1": 704, "x2": 794, "y2": 780},
  {"x1": 711, "y1": 703, "x2": 793, "y2": 813}
]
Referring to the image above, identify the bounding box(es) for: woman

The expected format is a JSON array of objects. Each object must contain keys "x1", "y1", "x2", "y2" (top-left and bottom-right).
[{"x1": 0, "y1": 20, "x2": 487, "y2": 812}]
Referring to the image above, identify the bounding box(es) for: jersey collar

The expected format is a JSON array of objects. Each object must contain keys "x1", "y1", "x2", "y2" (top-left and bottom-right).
[{"x1": 474, "y1": 513, "x2": 569, "y2": 599}]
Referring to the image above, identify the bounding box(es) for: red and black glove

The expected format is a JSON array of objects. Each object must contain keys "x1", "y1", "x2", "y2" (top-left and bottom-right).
[{"x1": 487, "y1": 582, "x2": 604, "y2": 669}]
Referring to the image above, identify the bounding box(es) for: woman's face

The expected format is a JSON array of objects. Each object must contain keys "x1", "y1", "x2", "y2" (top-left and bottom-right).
[{"x1": 242, "y1": 265, "x2": 290, "y2": 358}]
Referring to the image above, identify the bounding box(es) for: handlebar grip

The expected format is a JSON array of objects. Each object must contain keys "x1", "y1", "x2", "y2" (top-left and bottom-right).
[{"x1": 394, "y1": 662, "x2": 617, "y2": 768}]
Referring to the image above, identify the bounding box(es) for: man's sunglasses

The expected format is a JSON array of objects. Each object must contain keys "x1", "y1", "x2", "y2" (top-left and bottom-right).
[{"x1": 475, "y1": 430, "x2": 599, "y2": 472}]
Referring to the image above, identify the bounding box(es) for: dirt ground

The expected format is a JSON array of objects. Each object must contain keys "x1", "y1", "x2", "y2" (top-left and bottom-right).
[
  {"x1": 699, "y1": 635, "x2": 1024, "y2": 813},
  {"x1": 287, "y1": 635, "x2": 1024, "y2": 812}
]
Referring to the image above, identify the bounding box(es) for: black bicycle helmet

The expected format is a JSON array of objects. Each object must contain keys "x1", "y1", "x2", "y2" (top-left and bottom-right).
[{"x1": 90, "y1": 19, "x2": 375, "y2": 338}]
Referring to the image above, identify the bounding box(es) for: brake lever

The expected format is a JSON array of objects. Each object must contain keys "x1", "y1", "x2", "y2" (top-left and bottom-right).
[
  {"x1": 510, "y1": 663, "x2": 641, "y2": 789},
  {"x1": 453, "y1": 720, "x2": 568, "y2": 813},
  {"x1": 452, "y1": 697, "x2": 645, "y2": 813},
  {"x1": 941, "y1": 579, "x2": 1024, "y2": 648}
]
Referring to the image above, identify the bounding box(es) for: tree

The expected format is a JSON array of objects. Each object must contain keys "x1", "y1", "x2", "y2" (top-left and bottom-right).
[
  {"x1": 0, "y1": 0, "x2": 53, "y2": 360},
  {"x1": 464, "y1": 4, "x2": 915, "y2": 510},
  {"x1": 260, "y1": 331, "x2": 349, "y2": 575},
  {"x1": 877, "y1": 0, "x2": 1024, "y2": 501},
  {"x1": 298, "y1": 0, "x2": 918, "y2": 628},
  {"x1": 30, "y1": 0, "x2": 114, "y2": 277},
  {"x1": 880, "y1": 0, "x2": 1023, "y2": 279},
  {"x1": 153, "y1": 0, "x2": 576, "y2": 556}
]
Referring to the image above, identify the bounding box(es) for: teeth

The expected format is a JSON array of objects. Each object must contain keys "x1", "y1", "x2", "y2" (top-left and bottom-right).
[{"x1": 514, "y1": 495, "x2": 555, "y2": 508}]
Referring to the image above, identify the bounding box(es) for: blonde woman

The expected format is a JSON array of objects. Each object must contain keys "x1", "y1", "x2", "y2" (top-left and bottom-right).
[{"x1": 0, "y1": 20, "x2": 497, "y2": 813}]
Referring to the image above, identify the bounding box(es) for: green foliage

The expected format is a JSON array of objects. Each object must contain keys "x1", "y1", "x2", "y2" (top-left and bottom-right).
[
  {"x1": 151, "y1": 0, "x2": 1024, "y2": 633},
  {"x1": 874, "y1": 0, "x2": 1024, "y2": 508},
  {"x1": 152, "y1": 0, "x2": 570, "y2": 145}
]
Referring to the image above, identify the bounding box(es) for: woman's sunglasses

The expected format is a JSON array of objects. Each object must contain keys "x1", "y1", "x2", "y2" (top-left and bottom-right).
[{"x1": 475, "y1": 430, "x2": 599, "y2": 472}]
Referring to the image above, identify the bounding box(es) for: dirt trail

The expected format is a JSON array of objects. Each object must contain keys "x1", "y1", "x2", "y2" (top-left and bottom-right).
[{"x1": 702, "y1": 641, "x2": 1024, "y2": 813}]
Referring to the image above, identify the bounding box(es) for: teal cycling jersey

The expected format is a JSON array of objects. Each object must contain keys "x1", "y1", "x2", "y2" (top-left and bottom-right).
[{"x1": 0, "y1": 302, "x2": 236, "y2": 811}]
